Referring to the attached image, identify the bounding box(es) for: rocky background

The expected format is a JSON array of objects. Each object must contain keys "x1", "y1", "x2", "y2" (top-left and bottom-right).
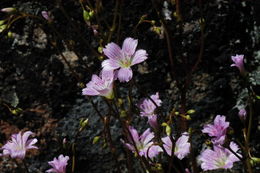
[{"x1": 0, "y1": 0, "x2": 259, "y2": 172}]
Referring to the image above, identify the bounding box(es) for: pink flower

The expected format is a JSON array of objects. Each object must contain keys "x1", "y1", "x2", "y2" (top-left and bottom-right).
[
  {"x1": 122, "y1": 126, "x2": 162, "y2": 158},
  {"x1": 147, "y1": 115, "x2": 158, "y2": 129},
  {"x1": 162, "y1": 133, "x2": 190, "y2": 160},
  {"x1": 138, "y1": 92, "x2": 162, "y2": 128},
  {"x1": 102, "y1": 37, "x2": 148, "y2": 82},
  {"x1": 138, "y1": 92, "x2": 162, "y2": 117},
  {"x1": 202, "y1": 115, "x2": 229, "y2": 145},
  {"x1": 0, "y1": 131, "x2": 38, "y2": 159},
  {"x1": 82, "y1": 70, "x2": 114, "y2": 99},
  {"x1": 231, "y1": 54, "x2": 246, "y2": 75},
  {"x1": 238, "y1": 108, "x2": 247, "y2": 120},
  {"x1": 46, "y1": 155, "x2": 69, "y2": 173},
  {"x1": 199, "y1": 142, "x2": 241, "y2": 171},
  {"x1": 41, "y1": 11, "x2": 52, "y2": 21}
]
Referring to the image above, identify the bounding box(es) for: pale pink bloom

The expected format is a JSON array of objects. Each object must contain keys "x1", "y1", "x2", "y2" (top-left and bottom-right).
[
  {"x1": 0, "y1": 131, "x2": 38, "y2": 159},
  {"x1": 199, "y1": 142, "x2": 241, "y2": 171},
  {"x1": 138, "y1": 92, "x2": 162, "y2": 128},
  {"x1": 202, "y1": 115, "x2": 229, "y2": 145},
  {"x1": 162, "y1": 133, "x2": 190, "y2": 160},
  {"x1": 238, "y1": 108, "x2": 247, "y2": 120},
  {"x1": 82, "y1": 70, "x2": 114, "y2": 99},
  {"x1": 46, "y1": 155, "x2": 69, "y2": 173},
  {"x1": 102, "y1": 37, "x2": 148, "y2": 82},
  {"x1": 231, "y1": 54, "x2": 246, "y2": 75},
  {"x1": 138, "y1": 92, "x2": 162, "y2": 117},
  {"x1": 122, "y1": 126, "x2": 162, "y2": 158}
]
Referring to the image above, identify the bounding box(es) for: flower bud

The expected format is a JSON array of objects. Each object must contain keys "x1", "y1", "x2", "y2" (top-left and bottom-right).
[
  {"x1": 231, "y1": 54, "x2": 246, "y2": 76},
  {"x1": 41, "y1": 11, "x2": 53, "y2": 22},
  {"x1": 1, "y1": 7, "x2": 16, "y2": 13},
  {"x1": 238, "y1": 108, "x2": 247, "y2": 120}
]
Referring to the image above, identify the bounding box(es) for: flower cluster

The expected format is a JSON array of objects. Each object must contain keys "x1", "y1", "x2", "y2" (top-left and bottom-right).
[
  {"x1": 199, "y1": 142, "x2": 241, "y2": 171},
  {"x1": 200, "y1": 115, "x2": 241, "y2": 171},
  {"x1": 82, "y1": 37, "x2": 148, "y2": 98}
]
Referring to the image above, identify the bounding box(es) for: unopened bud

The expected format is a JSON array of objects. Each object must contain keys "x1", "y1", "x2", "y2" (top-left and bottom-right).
[
  {"x1": 98, "y1": 56, "x2": 104, "y2": 61},
  {"x1": 98, "y1": 46, "x2": 103, "y2": 53},
  {"x1": 80, "y1": 118, "x2": 89, "y2": 128},
  {"x1": 10, "y1": 108, "x2": 23, "y2": 115},
  {"x1": 120, "y1": 110, "x2": 127, "y2": 118},
  {"x1": 187, "y1": 109, "x2": 195, "y2": 114},
  {"x1": 238, "y1": 108, "x2": 247, "y2": 120},
  {"x1": 7, "y1": 31, "x2": 13, "y2": 38},
  {"x1": 0, "y1": 24, "x2": 7, "y2": 32},
  {"x1": 83, "y1": 10, "x2": 90, "y2": 22},
  {"x1": 93, "y1": 136, "x2": 100, "y2": 144},
  {"x1": 1, "y1": 7, "x2": 16, "y2": 13},
  {"x1": 0, "y1": 20, "x2": 5, "y2": 25},
  {"x1": 89, "y1": 10, "x2": 94, "y2": 17}
]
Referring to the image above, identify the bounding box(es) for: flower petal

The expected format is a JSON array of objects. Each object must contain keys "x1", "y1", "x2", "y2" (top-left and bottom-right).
[
  {"x1": 117, "y1": 68, "x2": 133, "y2": 82},
  {"x1": 122, "y1": 37, "x2": 138, "y2": 56},
  {"x1": 102, "y1": 59, "x2": 120, "y2": 71},
  {"x1": 82, "y1": 87, "x2": 99, "y2": 96},
  {"x1": 22, "y1": 131, "x2": 33, "y2": 144},
  {"x1": 103, "y1": 42, "x2": 122, "y2": 60},
  {"x1": 132, "y1": 49, "x2": 148, "y2": 65}
]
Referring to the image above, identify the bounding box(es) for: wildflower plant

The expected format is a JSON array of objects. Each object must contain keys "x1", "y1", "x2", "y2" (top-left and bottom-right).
[{"x1": 1, "y1": 1, "x2": 259, "y2": 172}]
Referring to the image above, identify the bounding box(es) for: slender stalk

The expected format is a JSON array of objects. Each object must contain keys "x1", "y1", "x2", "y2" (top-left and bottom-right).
[
  {"x1": 58, "y1": 2, "x2": 99, "y2": 57},
  {"x1": 104, "y1": 116, "x2": 121, "y2": 173},
  {"x1": 107, "y1": 0, "x2": 119, "y2": 43},
  {"x1": 71, "y1": 143, "x2": 76, "y2": 173},
  {"x1": 22, "y1": 160, "x2": 30, "y2": 173}
]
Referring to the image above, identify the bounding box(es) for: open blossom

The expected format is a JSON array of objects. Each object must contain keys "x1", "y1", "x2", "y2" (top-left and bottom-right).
[
  {"x1": 162, "y1": 133, "x2": 190, "y2": 160},
  {"x1": 82, "y1": 70, "x2": 114, "y2": 99},
  {"x1": 202, "y1": 115, "x2": 229, "y2": 145},
  {"x1": 231, "y1": 54, "x2": 246, "y2": 75},
  {"x1": 122, "y1": 126, "x2": 162, "y2": 158},
  {"x1": 138, "y1": 92, "x2": 162, "y2": 117},
  {"x1": 138, "y1": 92, "x2": 162, "y2": 128},
  {"x1": 0, "y1": 131, "x2": 38, "y2": 159},
  {"x1": 102, "y1": 37, "x2": 148, "y2": 82},
  {"x1": 46, "y1": 155, "x2": 69, "y2": 173},
  {"x1": 199, "y1": 142, "x2": 241, "y2": 171}
]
